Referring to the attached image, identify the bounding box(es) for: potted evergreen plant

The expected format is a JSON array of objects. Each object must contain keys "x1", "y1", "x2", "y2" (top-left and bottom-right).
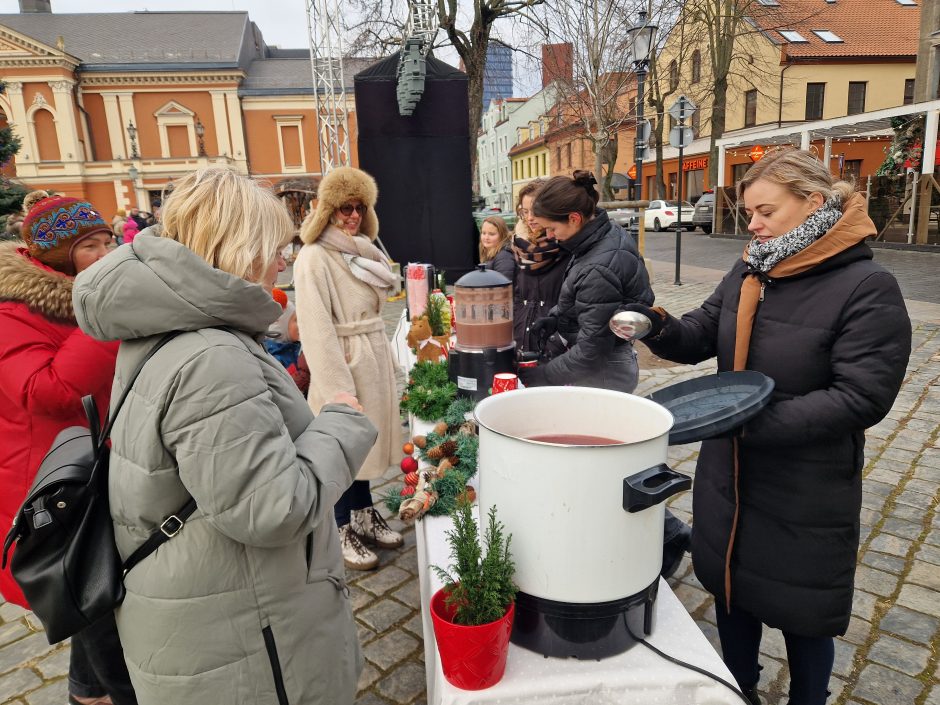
[{"x1": 430, "y1": 500, "x2": 517, "y2": 690}]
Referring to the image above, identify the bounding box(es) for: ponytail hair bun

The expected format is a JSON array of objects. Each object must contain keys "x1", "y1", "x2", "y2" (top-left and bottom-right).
[{"x1": 532, "y1": 171, "x2": 600, "y2": 222}]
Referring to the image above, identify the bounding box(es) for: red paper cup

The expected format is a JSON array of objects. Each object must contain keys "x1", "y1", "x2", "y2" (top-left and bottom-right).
[
  {"x1": 517, "y1": 360, "x2": 538, "y2": 369},
  {"x1": 492, "y1": 373, "x2": 518, "y2": 394}
]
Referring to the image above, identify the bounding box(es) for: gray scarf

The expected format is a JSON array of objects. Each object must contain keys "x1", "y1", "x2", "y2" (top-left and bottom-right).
[
  {"x1": 746, "y1": 196, "x2": 843, "y2": 273},
  {"x1": 318, "y1": 225, "x2": 396, "y2": 289}
]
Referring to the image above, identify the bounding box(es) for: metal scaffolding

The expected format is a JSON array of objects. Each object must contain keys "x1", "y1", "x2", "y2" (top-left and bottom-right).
[{"x1": 306, "y1": 0, "x2": 352, "y2": 173}]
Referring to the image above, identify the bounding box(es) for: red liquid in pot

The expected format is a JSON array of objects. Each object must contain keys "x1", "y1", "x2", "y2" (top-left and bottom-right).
[{"x1": 527, "y1": 434, "x2": 623, "y2": 445}]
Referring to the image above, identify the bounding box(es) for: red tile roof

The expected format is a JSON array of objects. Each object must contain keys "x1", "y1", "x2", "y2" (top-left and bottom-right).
[{"x1": 749, "y1": 0, "x2": 919, "y2": 60}]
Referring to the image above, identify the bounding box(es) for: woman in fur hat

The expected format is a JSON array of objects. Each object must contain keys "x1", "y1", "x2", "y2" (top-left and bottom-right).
[
  {"x1": 0, "y1": 191, "x2": 138, "y2": 705},
  {"x1": 294, "y1": 167, "x2": 402, "y2": 571}
]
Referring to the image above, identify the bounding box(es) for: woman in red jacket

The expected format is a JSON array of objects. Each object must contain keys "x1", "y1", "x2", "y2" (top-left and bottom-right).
[{"x1": 0, "y1": 192, "x2": 137, "y2": 705}]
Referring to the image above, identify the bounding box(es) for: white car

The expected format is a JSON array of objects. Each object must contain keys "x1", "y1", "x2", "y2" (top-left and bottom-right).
[{"x1": 643, "y1": 200, "x2": 695, "y2": 232}]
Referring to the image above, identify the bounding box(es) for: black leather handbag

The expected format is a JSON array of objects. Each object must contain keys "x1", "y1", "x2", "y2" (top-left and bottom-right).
[{"x1": 2, "y1": 332, "x2": 196, "y2": 644}]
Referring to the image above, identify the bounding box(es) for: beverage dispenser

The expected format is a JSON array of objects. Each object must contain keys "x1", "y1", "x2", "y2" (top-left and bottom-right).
[{"x1": 448, "y1": 265, "x2": 515, "y2": 401}]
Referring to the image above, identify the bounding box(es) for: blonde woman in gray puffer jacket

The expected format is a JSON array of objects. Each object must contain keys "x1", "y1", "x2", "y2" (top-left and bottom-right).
[{"x1": 74, "y1": 169, "x2": 376, "y2": 705}]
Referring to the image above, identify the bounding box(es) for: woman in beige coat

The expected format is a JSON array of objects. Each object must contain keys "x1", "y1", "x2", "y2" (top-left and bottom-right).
[{"x1": 295, "y1": 166, "x2": 402, "y2": 571}]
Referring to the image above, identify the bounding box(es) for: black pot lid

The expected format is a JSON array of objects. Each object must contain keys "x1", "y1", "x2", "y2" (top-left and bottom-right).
[
  {"x1": 646, "y1": 370, "x2": 775, "y2": 445},
  {"x1": 454, "y1": 264, "x2": 511, "y2": 288}
]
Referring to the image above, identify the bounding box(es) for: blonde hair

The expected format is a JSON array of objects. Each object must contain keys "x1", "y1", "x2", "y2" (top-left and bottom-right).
[
  {"x1": 159, "y1": 169, "x2": 294, "y2": 281},
  {"x1": 737, "y1": 148, "x2": 855, "y2": 203},
  {"x1": 479, "y1": 216, "x2": 511, "y2": 262}
]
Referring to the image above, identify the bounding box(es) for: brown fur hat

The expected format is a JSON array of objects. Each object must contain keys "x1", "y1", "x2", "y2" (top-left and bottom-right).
[{"x1": 300, "y1": 166, "x2": 379, "y2": 244}]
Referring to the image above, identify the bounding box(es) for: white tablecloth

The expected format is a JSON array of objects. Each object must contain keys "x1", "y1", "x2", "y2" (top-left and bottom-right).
[{"x1": 391, "y1": 313, "x2": 740, "y2": 705}]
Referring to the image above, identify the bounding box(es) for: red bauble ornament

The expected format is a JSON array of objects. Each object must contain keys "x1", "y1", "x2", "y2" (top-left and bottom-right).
[
  {"x1": 400, "y1": 485, "x2": 416, "y2": 497},
  {"x1": 404, "y1": 471, "x2": 420, "y2": 486},
  {"x1": 400, "y1": 456, "x2": 419, "y2": 473}
]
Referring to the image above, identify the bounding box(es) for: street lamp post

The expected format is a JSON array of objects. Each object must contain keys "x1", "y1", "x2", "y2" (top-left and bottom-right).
[
  {"x1": 126, "y1": 121, "x2": 139, "y2": 159},
  {"x1": 128, "y1": 164, "x2": 140, "y2": 212},
  {"x1": 194, "y1": 117, "x2": 206, "y2": 157},
  {"x1": 627, "y1": 10, "x2": 658, "y2": 201}
]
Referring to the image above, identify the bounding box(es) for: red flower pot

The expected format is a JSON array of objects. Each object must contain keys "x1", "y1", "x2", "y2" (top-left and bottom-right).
[{"x1": 430, "y1": 587, "x2": 514, "y2": 690}]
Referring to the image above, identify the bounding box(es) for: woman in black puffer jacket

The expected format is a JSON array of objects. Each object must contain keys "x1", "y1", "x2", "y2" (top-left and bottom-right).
[
  {"x1": 517, "y1": 170, "x2": 653, "y2": 393},
  {"x1": 623, "y1": 149, "x2": 911, "y2": 705},
  {"x1": 518, "y1": 171, "x2": 690, "y2": 579}
]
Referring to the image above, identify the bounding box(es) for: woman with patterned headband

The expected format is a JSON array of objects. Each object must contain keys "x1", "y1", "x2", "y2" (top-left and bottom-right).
[{"x1": 0, "y1": 191, "x2": 137, "y2": 705}]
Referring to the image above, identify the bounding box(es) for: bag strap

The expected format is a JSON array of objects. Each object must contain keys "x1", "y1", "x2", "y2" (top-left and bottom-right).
[
  {"x1": 122, "y1": 497, "x2": 197, "y2": 576},
  {"x1": 97, "y1": 330, "x2": 197, "y2": 577},
  {"x1": 95, "y1": 330, "x2": 183, "y2": 453}
]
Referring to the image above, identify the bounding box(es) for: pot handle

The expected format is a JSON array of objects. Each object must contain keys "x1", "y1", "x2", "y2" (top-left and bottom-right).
[{"x1": 622, "y1": 464, "x2": 692, "y2": 514}]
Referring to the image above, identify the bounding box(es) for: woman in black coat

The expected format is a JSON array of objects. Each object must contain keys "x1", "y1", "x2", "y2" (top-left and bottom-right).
[
  {"x1": 517, "y1": 170, "x2": 653, "y2": 393},
  {"x1": 624, "y1": 149, "x2": 911, "y2": 705}
]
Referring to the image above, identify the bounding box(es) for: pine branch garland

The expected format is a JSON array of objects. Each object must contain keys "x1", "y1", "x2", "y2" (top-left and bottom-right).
[{"x1": 400, "y1": 361, "x2": 457, "y2": 421}]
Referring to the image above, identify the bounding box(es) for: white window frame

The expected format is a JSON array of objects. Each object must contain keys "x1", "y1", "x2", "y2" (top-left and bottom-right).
[
  {"x1": 153, "y1": 101, "x2": 198, "y2": 158},
  {"x1": 779, "y1": 30, "x2": 808, "y2": 42},
  {"x1": 812, "y1": 30, "x2": 844, "y2": 43},
  {"x1": 274, "y1": 115, "x2": 306, "y2": 173}
]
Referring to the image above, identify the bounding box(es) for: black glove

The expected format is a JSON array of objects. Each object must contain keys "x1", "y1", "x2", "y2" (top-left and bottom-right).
[
  {"x1": 529, "y1": 316, "x2": 558, "y2": 339},
  {"x1": 517, "y1": 363, "x2": 548, "y2": 388},
  {"x1": 616, "y1": 304, "x2": 666, "y2": 340}
]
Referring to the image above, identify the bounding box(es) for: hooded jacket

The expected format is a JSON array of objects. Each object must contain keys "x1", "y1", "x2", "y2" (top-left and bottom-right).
[
  {"x1": 538, "y1": 210, "x2": 653, "y2": 390},
  {"x1": 0, "y1": 242, "x2": 117, "y2": 607},
  {"x1": 644, "y1": 195, "x2": 911, "y2": 636},
  {"x1": 73, "y1": 235, "x2": 377, "y2": 705}
]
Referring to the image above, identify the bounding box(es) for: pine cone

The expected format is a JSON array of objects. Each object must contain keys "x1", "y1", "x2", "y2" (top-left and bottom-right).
[
  {"x1": 412, "y1": 435, "x2": 427, "y2": 449},
  {"x1": 458, "y1": 486, "x2": 476, "y2": 504},
  {"x1": 433, "y1": 421, "x2": 449, "y2": 436},
  {"x1": 426, "y1": 439, "x2": 458, "y2": 460}
]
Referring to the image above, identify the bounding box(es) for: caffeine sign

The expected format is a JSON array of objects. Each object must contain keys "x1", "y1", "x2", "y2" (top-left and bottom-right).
[
  {"x1": 682, "y1": 157, "x2": 708, "y2": 171},
  {"x1": 748, "y1": 145, "x2": 766, "y2": 162}
]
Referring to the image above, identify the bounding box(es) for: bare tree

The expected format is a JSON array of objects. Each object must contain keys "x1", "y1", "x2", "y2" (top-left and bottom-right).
[
  {"x1": 678, "y1": 0, "x2": 817, "y2": 184},
  {"x1": 528, "y1": 0, "x2": 646, "y2": 200},
  {"x1": 645, "y1": 0, "x2": 701, "y2": 199},
  {"x1": 345, "y1": 0, "x2": 547, "y2": 180}
]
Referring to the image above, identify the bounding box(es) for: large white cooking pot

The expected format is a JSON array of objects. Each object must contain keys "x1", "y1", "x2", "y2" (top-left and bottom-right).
[{"x1": 475, "y1": 386, "x2": 688, "y2": 604}]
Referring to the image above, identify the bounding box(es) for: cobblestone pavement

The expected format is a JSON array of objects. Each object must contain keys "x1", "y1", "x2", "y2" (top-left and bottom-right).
[{"x1": 0, "y1": 260, "x2": 937, "y2": 705}]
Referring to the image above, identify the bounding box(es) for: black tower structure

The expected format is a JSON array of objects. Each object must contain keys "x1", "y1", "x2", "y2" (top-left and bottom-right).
[{"x1": 354, "y1": 53, "x2": 477, "y2": 281}]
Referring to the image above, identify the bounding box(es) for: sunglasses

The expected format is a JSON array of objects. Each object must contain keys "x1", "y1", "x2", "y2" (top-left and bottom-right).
[{"x1": 339, "y1": 204, "x2": 368, "y2": 217}]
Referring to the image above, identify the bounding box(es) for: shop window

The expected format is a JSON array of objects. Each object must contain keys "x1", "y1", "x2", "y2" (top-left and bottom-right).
[
  {"x1": 903, "y1": 79, "x2": 915, "y2": 105},
  {"x1": 805, "y1": 83, "x2": 825, "y2": 120},
  {"x1": 842, "y1": 159, "x2": 862, "y2": 184},
  {"x1": 847, "y1": 82, "x2": 866, "y2": 116},
  {"x1": 732, "y1": 162, "x2": 750, "y2": 185},
  {"x1": 744, "y1": 89, "x2": 757, "y2": 127},
  {"x1": 685, "y1": 169, "x2": 705, "y2": 200}
]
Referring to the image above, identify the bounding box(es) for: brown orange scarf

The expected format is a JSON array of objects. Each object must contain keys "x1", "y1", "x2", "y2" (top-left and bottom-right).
[{"x1": 722, "y1": 193, "x2": 873, "y2": 610}]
